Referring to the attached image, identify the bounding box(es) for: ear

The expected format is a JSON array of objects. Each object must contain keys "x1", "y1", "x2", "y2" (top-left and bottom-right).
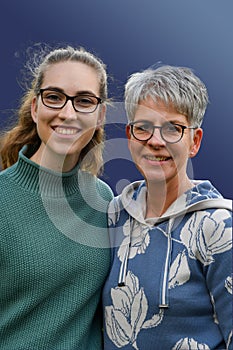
[
  {"x1": 96, "y1": 104, "x2": 106, "y2": 129},
  {"x1": 126, "y1": 124, "x2": 131, "y2": 139},
  {"x1": 31, "y1": 96, "x2": 38, "y2": 124},
  {"x1": 189, "y1": 128, "x2": 203, "y2": 158}
]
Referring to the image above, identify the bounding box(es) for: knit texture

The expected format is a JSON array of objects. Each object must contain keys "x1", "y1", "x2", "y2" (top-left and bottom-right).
[{"x1": 0, "y1": 147, "x2": 113, "y2": 350}]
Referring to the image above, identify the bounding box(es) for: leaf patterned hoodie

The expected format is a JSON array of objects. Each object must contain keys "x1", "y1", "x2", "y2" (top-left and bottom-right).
[{"x1": 103, "y1": 180, "x2": 232, "y2": 350}]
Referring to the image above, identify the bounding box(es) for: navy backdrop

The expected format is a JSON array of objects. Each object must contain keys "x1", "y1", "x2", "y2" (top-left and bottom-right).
[{"x1": 1, "y1": 0, "x2": 232, "y2": 198}]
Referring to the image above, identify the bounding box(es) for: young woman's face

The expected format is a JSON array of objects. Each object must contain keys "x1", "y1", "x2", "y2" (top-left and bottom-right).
[
  {"x1": 126, "y1": 97, "x2": 202, "y2": 187},
  {"x1": 31, "y1": 61, "x2": 105, "y2": 170}
]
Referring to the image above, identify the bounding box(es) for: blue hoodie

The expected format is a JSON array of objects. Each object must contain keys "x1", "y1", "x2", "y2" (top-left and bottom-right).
[{"x1": 103, "y1": 180, "x2": 232, "y2": 350}]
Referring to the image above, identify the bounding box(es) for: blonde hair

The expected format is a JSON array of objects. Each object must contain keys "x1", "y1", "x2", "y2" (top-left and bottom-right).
[{"x1": 0, "y1": 45, "x2": 109, "y2": 175}]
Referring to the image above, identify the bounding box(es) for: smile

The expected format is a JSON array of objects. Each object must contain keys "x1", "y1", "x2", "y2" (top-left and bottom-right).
[
  {"x1": 53, "y1": 127, "x2": 80, "y2": 135},
  {"x1": 145, "y1": 155, "x2": 171, "y2": 161}
]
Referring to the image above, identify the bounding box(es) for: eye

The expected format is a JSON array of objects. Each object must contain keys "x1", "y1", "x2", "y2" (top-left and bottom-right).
[
  {"x1": 163, "y1": 123, "x2": 182, "y2": 134},
  {"x1": 75, "y1": 96, "x2": 96, "y2": 107},
  {"x1": 43, "y1": 91, "x2": 64, "y2": 103},
  {"x1": 134, "y1": 122, "x2": 152, "y2": 132}
]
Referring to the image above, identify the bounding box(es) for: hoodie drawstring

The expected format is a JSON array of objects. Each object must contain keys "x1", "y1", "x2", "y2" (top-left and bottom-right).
[
  {"x1": 159, "y1": 218, "x2": 174, "y2": 308},
  {"x1": 117, "y1": 217, "x2": 174, "y2": 311},
  {"x1": 117, "y1": 217, "x2": 132, "y2": 287},
  {"x1": 117, "y1": 241, "x2": 129, "y2": 287}
]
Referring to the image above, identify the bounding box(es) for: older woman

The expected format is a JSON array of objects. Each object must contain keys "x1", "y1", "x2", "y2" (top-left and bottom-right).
[{"x1": 103, "y1": 65, "x2": 232, "y2": 350}]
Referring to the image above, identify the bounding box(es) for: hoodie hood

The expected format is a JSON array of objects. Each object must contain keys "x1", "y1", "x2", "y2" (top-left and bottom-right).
[
  {"x1": 109, "y1": 180, "x2": 232, "y2": 308},
  {"x1": 119, "y1": 179, "x2": 232, "y2": 225}
]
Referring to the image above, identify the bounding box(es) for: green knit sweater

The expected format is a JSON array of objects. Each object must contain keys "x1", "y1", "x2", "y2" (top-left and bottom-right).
[{"x1": 0, "y1": 146, "x2": 113, "y2": 350}]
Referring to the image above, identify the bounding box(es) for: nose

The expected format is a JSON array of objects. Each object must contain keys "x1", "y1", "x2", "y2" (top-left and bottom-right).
[
  {"x1": 58, "y1": 100, "x2": 77, "y2": 120},
  {"x1": 147, "y1": 127, "x2": 166, "y2": 147}
]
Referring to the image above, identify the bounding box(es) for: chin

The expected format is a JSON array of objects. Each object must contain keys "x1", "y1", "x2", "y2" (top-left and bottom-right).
[{"x1": 45, "y1": 146, "x2": 81, "y2": 163}]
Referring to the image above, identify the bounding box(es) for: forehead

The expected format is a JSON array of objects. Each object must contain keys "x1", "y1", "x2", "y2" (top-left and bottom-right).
[
  {"x1": 42, "y1": 61, "x2": 100, "y2": 94},
  {"x1": 134, "y1": 96, "x2": 188, "y2": 124}
]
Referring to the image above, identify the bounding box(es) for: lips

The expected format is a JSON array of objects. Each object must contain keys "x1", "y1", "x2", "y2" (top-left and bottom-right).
[
  {"x1": 144, "y1": 155, "x2": 172, "y2": 161},
  {"x1": 52, "y1": 126, "x2": 80, "y2": 135}
]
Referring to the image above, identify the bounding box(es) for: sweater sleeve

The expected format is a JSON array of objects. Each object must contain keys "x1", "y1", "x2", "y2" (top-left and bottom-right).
[
  {"x1": 205, "y1": 209, "x2": 232, "y2": 349},
  {"x1": 96, "y1": 178, "x2": 114, "y2": 202}
]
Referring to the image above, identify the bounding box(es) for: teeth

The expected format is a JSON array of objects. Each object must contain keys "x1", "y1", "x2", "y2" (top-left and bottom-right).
[
  {"x1": 146, "y1": 155, "x2": 168, "y2": 161},
  {"x1": 55, "y1": 127, "x2": 78, "y2": 135}
]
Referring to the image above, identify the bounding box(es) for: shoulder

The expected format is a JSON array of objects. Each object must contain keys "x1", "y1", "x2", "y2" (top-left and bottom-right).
[
  {"x1": 187, "y1": 206, "x2": 232, "y2": 232},
  {"x1": 0, "y1": 164, "x2": 14, "y2": 178},
  {"x1": 0, "y1": 165, "x2": 16, "y2": 195},
  {"x1": 108, "y1": 194, "x2": 123, "y2": 215},
  {"x1": 183, "y1": 207, "x2": 232, "y2": 249},
  {"x1": 108, "y1": 180, "x2": 146, "y2": 224},
  {"x1": 95, "y1": 177, "x2": 114, "y2": 201},
  {"x1": 77, "y1": 170, "x2": 113, "y2": 204}
]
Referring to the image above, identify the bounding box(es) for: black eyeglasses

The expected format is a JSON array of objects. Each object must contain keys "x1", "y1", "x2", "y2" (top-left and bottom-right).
[
  {"x1": 129, "y1": 120, "x2": 197, "y2": 144},
  {"x1": 39, "y1": 88, "x2": 102, "y2": 113}
]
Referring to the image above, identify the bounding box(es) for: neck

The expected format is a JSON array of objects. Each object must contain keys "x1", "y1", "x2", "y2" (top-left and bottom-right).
[
  {"x1": 30, "y1": 144, "x2": 79, "y2": 173},
  {"x1": 145, "y1": 175, "x2": 193, "y2": 218}
]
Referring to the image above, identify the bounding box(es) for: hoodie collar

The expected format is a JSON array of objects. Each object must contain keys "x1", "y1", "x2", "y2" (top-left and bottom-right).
[{"x1": 120, "y1": 179, "x2": 228, "y2": 226}]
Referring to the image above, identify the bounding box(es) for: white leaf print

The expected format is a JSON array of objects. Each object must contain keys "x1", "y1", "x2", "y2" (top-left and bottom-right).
[
  {"x1": 122, "y1": 218, "x2": 131, "y2": 237},
  {"x1": 105, "y1": 306, "x2": 132, "y2": 347},
  {"x1": 125, "y1": 270, "x2": 140, "y2": 297},
  {"x1": 225, "y1": 276, "x2": 233, "y2": 294},
  {"x1": 172, "y1": 337, "x2": 210, "y2": 349},
  {"x1": 180, "y1": 210, "x2": 232, "y2": 265},
  {"x1": 212, "y1": 208, "x2": 231, "y2": 222},
  {"x1": 105, "y1": 271, "x2": 148, "y2": 349},
  {"x1": 108, "y1": 198, "x2": 121, "y2": 226},
  {"x1": 142, "y1": 309, "x2": 164, "y2": 329},
  {"x1": 128, "y1": 221, "x2": 150, "y2": 258},
  {"x1": 168, "y1": 250, "x2": 191, "y2": 289},
  {"x1": 117, "y1": 219, "x2": 150, "y2": 262},
  {"x1": 111, "y1": 287, "x2": 133, "y2": 317},
  {"x1": 131, "y1": 289, "x2": 148, "y2": 342}
]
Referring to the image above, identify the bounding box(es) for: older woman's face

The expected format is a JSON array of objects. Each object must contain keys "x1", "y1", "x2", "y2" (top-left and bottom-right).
[{"x1": 126, "y1": 97, "x2": 203, "y2": 187}]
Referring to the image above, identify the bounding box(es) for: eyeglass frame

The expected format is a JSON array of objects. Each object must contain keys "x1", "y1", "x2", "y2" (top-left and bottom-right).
[
  {"x1": 129, "y1": 120, "x2": 197, "y2": 144},
  {"x1": 39, "y1": 88, "x2": 103, "y2": 114}
]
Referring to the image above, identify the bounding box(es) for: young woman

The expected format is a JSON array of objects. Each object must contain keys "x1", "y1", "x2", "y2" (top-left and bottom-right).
[
  {"x1": 103, "y1": 66, "x2": 232, "y2": 350},
  {"x1": 0, "y1": 45, "x2": 113, "y2": 349}
]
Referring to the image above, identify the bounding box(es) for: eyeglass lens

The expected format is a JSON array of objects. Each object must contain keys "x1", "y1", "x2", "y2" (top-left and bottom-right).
[
  {"x1": 131, "y1": 122, "x2": 184, "y2": 143},
  {"x1": 41, "y1": 89, "x2": 100, "y2": 113}
]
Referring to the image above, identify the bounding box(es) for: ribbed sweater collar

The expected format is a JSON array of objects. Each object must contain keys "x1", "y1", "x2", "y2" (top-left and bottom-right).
[{"x1": 5, "y1": 146, "x2": 84, "y2": 197}]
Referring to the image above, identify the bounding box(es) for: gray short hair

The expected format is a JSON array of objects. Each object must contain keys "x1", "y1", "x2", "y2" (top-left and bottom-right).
[{"x1": 124, "y1": 65, "x2": 209, "y2": 127}]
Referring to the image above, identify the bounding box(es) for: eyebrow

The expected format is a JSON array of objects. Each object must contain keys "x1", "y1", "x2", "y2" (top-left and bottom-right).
[
  {"x1": 43, "y1": 86, "x2": 98, "y2": 97},
  {"x1": 134, "y1": 119, "x2": 184, "y2": 124}
]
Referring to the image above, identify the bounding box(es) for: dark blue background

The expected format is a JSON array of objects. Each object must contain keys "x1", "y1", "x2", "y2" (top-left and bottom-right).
[{"x1": 1, "y1": 0, "x2": 232, "y2": 198}]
